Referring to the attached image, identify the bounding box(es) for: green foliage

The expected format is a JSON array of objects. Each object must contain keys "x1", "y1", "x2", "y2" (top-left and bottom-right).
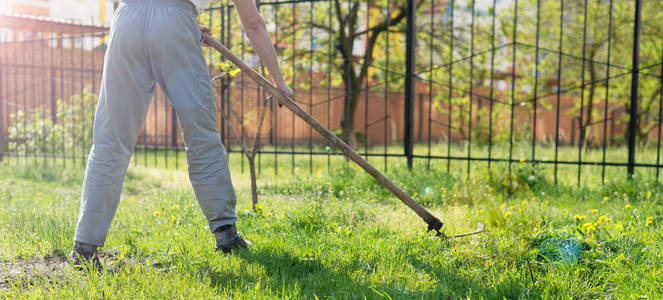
[{"x1": 7, "y1": 90, "x2": 96, "y2": 155}]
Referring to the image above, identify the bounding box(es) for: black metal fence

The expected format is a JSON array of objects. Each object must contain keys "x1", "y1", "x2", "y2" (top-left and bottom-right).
[{"x1": 1, "y1": 0, "x2": 661, "y2": 186}]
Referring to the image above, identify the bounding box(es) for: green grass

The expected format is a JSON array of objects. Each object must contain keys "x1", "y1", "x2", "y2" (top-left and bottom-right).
[{"x1": 0, "y1": 146, "x2": 662, "y2": 298}]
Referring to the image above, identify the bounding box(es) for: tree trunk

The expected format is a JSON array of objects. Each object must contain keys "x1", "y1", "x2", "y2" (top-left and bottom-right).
[
  {"x1": 581, "y1": 50, "x2": 597, "y2": 148},
  {"x1": 340, "y1": 55, "x2": 360, "y2": 148}
]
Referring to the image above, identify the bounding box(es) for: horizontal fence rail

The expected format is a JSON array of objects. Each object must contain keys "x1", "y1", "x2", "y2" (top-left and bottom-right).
[{"x1": 0, "y1": 0, "x2": 661, "y2": 186}]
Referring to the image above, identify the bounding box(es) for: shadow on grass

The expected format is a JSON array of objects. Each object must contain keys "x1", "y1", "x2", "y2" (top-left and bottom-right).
[{"x1": 199, "y1": 248, "x2": 475, "y2": 298}]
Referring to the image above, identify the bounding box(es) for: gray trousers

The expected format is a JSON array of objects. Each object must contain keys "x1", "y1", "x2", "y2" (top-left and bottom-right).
[{"x1": 74, "y1": 0, "x2": 237, "y2": 247}]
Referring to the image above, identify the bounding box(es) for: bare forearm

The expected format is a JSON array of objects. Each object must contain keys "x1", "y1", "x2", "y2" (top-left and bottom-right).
[
  {"x1": 245, "y1": 26, "x2": 285, "y2": 85},
  {"x1": 231, "y1": 0, "x2": 286, "y2": 87}
]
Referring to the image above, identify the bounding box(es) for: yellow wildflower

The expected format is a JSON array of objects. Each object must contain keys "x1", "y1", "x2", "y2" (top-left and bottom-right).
[
  {"x1": 462, "y1": 204, "x2": 468, "y2": 209},
  {"x1": 582, "y1": 222, "x2": 596, "y2": 232},
  {"x1": 510, "y1": 205, "x2": 515, "y2": 210},
  {"x1": 413, "y1": 192, "x2": 419, "y2": 197},
  {"x1": 531, "y1": 196, "x2": 536, "y2": 201},
  {"x1": 503, "y1": 211, "x2": 512, "y2": 218},
  {"x1": 573, "y1": 214, "x2": 586, "y2": 221},
  {"x1": 153, "y1": 211, "x2": 161, "y2": 217},
  {"x1": 266, "y1": 212, "x2": 273, "y2": 218},
  {"x1": 545, "y1": 200, "x2": 551, "y2": 205},
  {"x1": 594, "y1": 215, "x2": 612, "y2": 226},
  {"x1": 500, "y1": 203, "x2": 507, "y2": 209},
  {"x1": 521, "y1": 200, "x2": 529, "y2": 206},
  {"x1": 624, "y1": 204, "x2": 633, "y2": 209},
  {"x1": 478, "y1": 209, "x2": 484, "y2": 214},
  {"x1": 602, "y1": 196, "x2": 609, "y2": 201},
  {"x1": 520, "y1": 157, "x2": 526, "y2": 162},
  {"x1": 172, "y1": 204, "x2": 179, "y2": 210},
  {"x1": 646, "y1": 191, "x2": 652, "y2": 199},
  {"x1": 590, "y1": 209, "x2": 598, "y2": 214},
  {"x1": 646, "y1": 216, "x2": 654, "y2": 226}
]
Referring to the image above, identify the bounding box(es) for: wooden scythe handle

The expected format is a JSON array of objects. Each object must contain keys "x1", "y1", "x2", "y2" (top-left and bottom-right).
[{"x1": 203, "y1": 34, "x2": 443, "y2": 233}]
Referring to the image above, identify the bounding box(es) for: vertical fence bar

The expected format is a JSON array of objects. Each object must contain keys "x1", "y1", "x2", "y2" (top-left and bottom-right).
[
  {"x1": 81, "y1": 31, "x2": 86, "y2": 166},
  {"x1": 552, "y1": 0, "x2": 563, "y2": 184},
  {"x1": 70, "y1": 22, "x2": 76, "y2": 164},
  {"x1": 327, "y1": 0, "x2": 332, "y2": 172},
  {"x1": 446, "y1": 0, "x2": 454, "y2": 174},
  {"x1": 404, "y1": 0, "x2": 415, "y2": 170},
  {"x1": 51, "y1": 28, "x2": 57, "y2": 165},
  {"x1": 384, "y1": 0, "x2": 390, "y2": 171},
  {"x1": 576, "y1": 0, "x2": 588, "y2": 186},
  {"x1": 601, "y1": 0, "x2": 614, "y2": 183},
  {"x1": 656, "y1": 46, "x2": 663, "y2": 181},
  {"x1": 273, "y1": 2, "x2": 279, "y2": 175},
  {"x1": 627, "y1": 0, "x2": 641, "y2": 177},
  {"x1": 240, "y1": 13, "x2": 246, "y2": 173},
  {"x1": 364, "y1": 0, "x2": 370, "y2": 162},
  {"x1": 23, "y1": 30, "x2": 28, "y2": 165},
  {"x1": 466, "y1": 0, "x2": 475, "y2": 177},
  {"x1": 507, "y1": 0, "x2": 518, "y2": 176},
  {"x1": 40, "y1": 33, "x2": 47, "y2": 165},
  {"x1": 308, "y1": 0, "x2": 313, "y2": 174},
  {"x1": 531, "y1": 0, "x2": 540, "y2": 169},
  {"x1": 426, "y1": 0, "x2": 434, "y2": 171},
  {"x1": 487, "y1": 0, "x2": 497, "y2": 170},
  {"x1": 291, "y1": 1, "x2": 296, "y2": 174}
]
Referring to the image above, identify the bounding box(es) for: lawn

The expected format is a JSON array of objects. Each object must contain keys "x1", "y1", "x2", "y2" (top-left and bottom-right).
[{"x1": 0, "y1": 145, "x2": 661, "y2": 298}]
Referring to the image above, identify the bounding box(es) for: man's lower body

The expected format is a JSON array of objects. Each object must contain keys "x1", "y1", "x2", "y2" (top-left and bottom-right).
[{"x1": 70, "y1": 0, "x2": 248, "y2": 266}]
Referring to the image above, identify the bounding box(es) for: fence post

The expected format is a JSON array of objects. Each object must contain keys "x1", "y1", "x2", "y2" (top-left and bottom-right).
[
  {"x1": 627, "y1": 0, "x2": 642, "y2": 178},
  {"x1": 404, "y1": 0, "x2": 416, "y2": 170}
]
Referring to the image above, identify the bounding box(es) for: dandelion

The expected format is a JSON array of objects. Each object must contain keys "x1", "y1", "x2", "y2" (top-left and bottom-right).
[
  {"x1": 510, "y1": 205, "x2": 515, "y2": 210},
  {"x1": 520, "y1": 157, "x2": 526, "y2": 163},
  {"x1": 500, "y1": 203, "x2": 507, "y2": 209},
  {"x1": 266, "y1": 212, "x2": 273, "y2": 218},
  {"x1": 413, "y1": 192, "x2": 419, "y2": 197},
  {"x1": 462, "y1": 204, "x2": 468, "y2": 209},
  {"x1": 590, "y1": 209, "x2": 598, "y2": 214},
  {"x1": 595, "y1": 215, "x2": 611, "y2": 226},
  {"x1": 582, "y1": 222, "x2": 596, "y2": 232},
  {"x1": 153, "y1": 211, "x2": 161, "y2": 217},
  {"x1": 624, "y1": 204, "x2": 633, "y2": 209},
  {"x1": 478, "y1": 209, "x2": 484, "y2": 214},
  {"x1": 602, "y1": 196, "x2": 610, "y2": 201},
  {"x1": 531, "y1": 196, "x2": 536, "y2": 201},
  {"x1": 545, "y1": 200, "x2": 551, "y2": 205},
  {"x1": 503, "y1": 211, "x2": 512, "y2": 218},
  {"x1": 172, "y1": 204, "x2": 180, "y2": 210},
  {"x1": 646, "y1": 216, "x2": 654, "y2": 226},
  {"x1": 521, "y1": 200, "x2": 529, "y2": 206},
  {"x1": 573, "y1": 214, "x2": 586, "y2": 221}
]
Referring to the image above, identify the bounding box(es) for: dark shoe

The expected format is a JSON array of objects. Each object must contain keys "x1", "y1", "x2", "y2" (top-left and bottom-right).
[
  {"x1": 214, "y1": 224, "x2": 252, "y2": 254},
  {"x1": 69, "y1": 242, "x2": 102, "y2": 271}
]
